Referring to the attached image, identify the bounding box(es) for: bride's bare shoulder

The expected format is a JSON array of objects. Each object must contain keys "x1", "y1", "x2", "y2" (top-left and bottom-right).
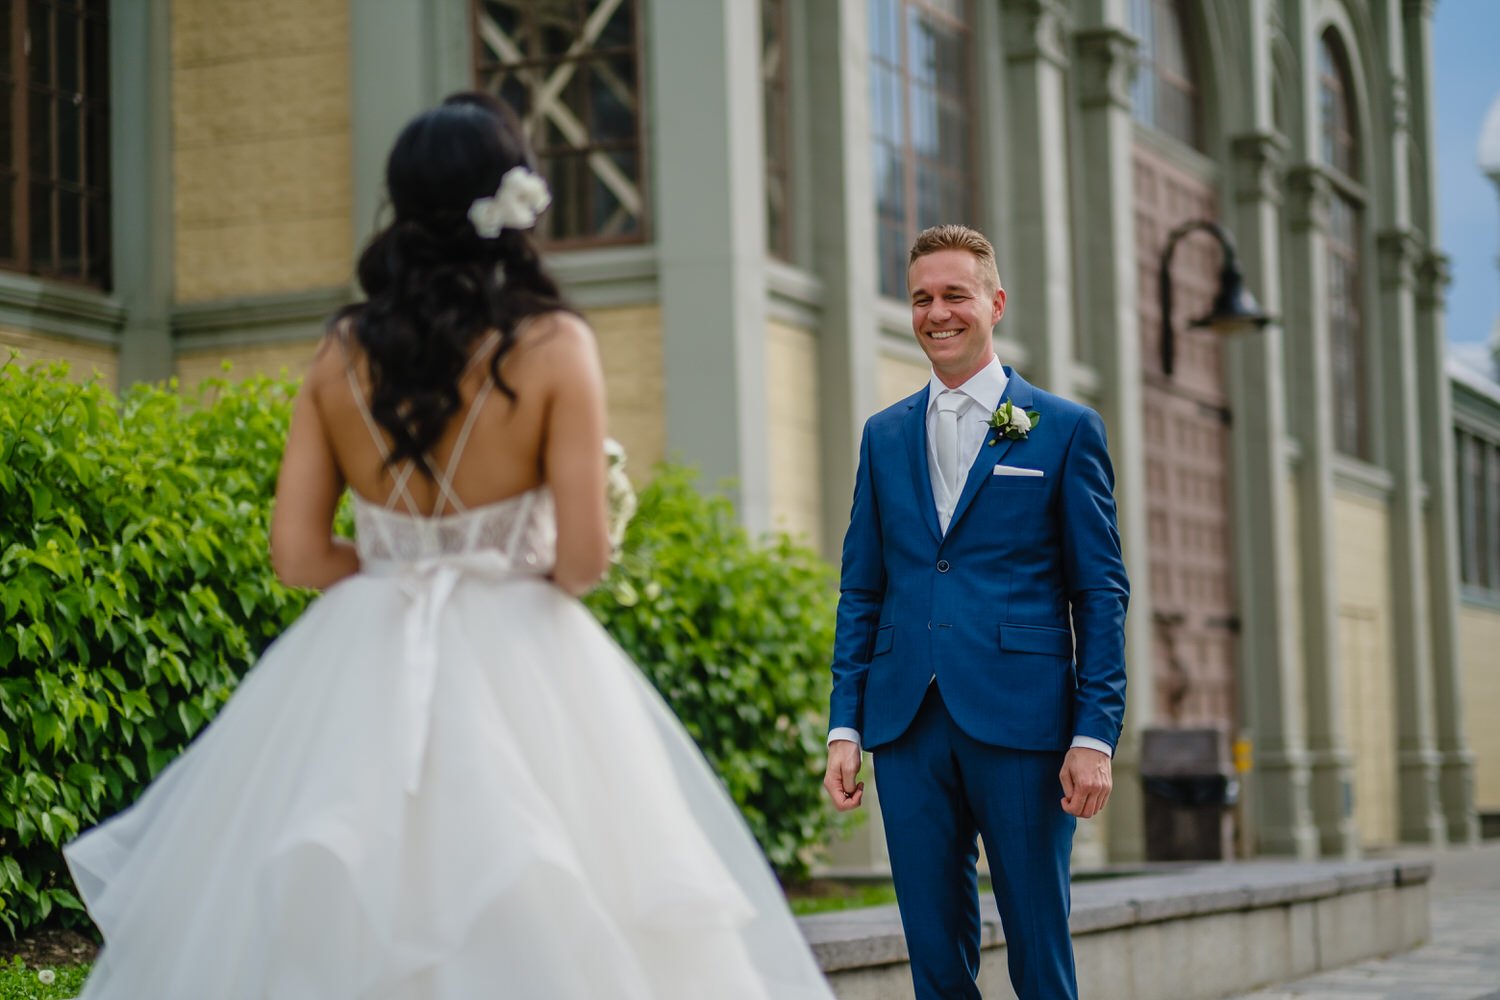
[
  {"x1": 508, "y1": 310, "x2": 601, "y2": 374},
  {"x1": 303, "y1": 320, "x2": 358, "y2": 395},
  {"x1": 514, "y1": 309, "x2": 596, "y2": 351}
]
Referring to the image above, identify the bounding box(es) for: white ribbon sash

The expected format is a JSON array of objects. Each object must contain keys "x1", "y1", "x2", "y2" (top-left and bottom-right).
[{"x1": 363, "y1": 552, "x2": 534, "y2": 794}]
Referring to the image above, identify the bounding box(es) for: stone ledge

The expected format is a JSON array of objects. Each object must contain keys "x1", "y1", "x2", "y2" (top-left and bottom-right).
[{"x1": 800, "y1": 858, "x2": 1432, "y2": 999}]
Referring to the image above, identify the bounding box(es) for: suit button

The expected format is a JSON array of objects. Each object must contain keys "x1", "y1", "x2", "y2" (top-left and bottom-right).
[{"x1": 937, "y1": 560, "x2": 950, "y2": 573}]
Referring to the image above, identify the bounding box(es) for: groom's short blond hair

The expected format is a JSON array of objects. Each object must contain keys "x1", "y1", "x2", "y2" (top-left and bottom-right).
[{"x1": 908, "y1": 225, "x2": 1002, "y2": 294}]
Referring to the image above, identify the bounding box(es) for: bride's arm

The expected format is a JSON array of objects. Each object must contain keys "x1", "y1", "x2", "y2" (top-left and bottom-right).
[
  {"x1": 270, "y1": 349, "x2": 360, "y2": 590},
  {"x1": 537, "y1": 315, "x2": 612, "y2": 595}
]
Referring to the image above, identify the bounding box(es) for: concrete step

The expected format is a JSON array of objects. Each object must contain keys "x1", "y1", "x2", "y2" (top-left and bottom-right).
[{"x1": 798, "y1": 858, "x2": 1433, "y2": 1000}]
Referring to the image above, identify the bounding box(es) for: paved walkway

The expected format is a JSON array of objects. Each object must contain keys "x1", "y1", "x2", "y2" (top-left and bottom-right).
[{"x1": 1227, "y1": 841, "x2": 1500, "y2": 999}]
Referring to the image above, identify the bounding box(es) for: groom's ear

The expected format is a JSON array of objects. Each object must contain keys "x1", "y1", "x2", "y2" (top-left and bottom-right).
[{"x1": 990, "y1": 287, "x2": 1007, "y2": 326}]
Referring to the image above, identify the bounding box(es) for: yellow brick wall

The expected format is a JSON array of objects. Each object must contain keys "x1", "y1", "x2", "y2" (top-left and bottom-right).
[
  {"x1": 765, "y1": 320, "x2": 824, "y2": 549},
  {"x1": 1458, "y1": 602, "x2": 1500, "y2": 812},
  {"x1": 877, "y1": 353, "x2": 929, "y2": 409},
  {"x1": 1332, "y1": 490, "x2": 1398, "y2": 847},
  {"x1": 174, "y1": 340, "x2": 322, "y2": 392},
  {"x1": 172, "y1": 306, "x2": 664, "y2": 481},
  {"x1": 172, "y1": 0, "x2": 351, "y2": 302},
  {"x1": 590, "y1": 305, "x2": 665, "y2": 479},
  {"x1": 0, "y1": 326, "x2": 119, "y2": 388}
]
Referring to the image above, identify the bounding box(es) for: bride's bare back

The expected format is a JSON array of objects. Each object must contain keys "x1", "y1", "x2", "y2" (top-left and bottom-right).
[{"x1": 270, "y1": 310, "x2": 611, "y2": 594}]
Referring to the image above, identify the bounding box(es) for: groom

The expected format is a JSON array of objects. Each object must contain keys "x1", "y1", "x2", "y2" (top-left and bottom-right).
[{"x1": 823, "y1": 225, "x2": 1128, "y2": 1000}]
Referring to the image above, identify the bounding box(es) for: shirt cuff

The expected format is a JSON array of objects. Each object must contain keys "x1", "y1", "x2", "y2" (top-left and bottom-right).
[
  {"x1": 1071, "y1": 735, "x2": 1114, "y2": 757},
  {"x1": 828, "y1": 727, "x2": 863, "y2": 753}
]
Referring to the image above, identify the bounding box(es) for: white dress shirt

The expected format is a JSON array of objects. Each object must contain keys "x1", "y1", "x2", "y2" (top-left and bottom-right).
[
  {"x1": 925, "y1": 359, "x2": 1009, "y2": 533},
  {"x1": 829, "y1": 356, "x2": 1114, "y2": 759}
]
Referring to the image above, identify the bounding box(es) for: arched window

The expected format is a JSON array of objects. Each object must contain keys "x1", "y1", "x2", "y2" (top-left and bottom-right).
[
  {"x1": 1319, "y1": 34, "x2": 1358, "y2": 177},
  {"x1": 1319, "y1": 31, "x2": 1368, "y2": 459},
  {"x1": 1130, "y1": 0, "x2": 1202, "y2": 150}
]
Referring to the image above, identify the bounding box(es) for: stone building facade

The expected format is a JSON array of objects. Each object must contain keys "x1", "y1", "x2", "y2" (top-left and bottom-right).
[{"x1": 0, "y1": 0, "x2": 1481, "y2": 861}]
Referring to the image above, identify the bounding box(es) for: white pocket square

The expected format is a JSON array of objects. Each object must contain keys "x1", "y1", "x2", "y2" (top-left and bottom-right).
[{"x1": 993, "y1": 465, "x2": 1044, "y2": 477}]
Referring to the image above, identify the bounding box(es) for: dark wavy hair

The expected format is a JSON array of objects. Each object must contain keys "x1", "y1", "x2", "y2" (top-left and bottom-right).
[{"x1": 331, "y1": 91, "x2": 572, "y2": 479}]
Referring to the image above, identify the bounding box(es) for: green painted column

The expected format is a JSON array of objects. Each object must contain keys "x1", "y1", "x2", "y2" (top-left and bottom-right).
[
  {"x1": 1367, "y1": 0, "x2": 1446, "y2": 847},
  {"x1": 999, "y1": 0, "x2": 1076, "y2": 395},
  {"x1": 112, "y1": 0, "x2": 173, "y2": 387},
  {"x1": 1221, "y1": 0, "x2": 1322, "y2": 857},
  {"x1": 1275, "y1": 0, "x2": 1354, "y2": 863},
  {"x1": 805, "y1": 0, "x2": 880, "y2": 559},
  {"x1": 1072, "y1": 0, "x2": 1149, "y2": 863},
  {"x1": 1225, "y1": 128, "x2": 1317, "y2": 859},
  {"x1": 1284, "y1": 160, "x2": 1359, "y2": 858},
  {"x1": 1376, "y1": 223, "x2": 1447, "y2": 846},
  {"x1": 1413, "y1": 250, "x2": 1477, "y2": 844},
  {"x1": 650, "y1": 0, "x2": 772, "y2": 533},
  {"x1": 1405, "y1": 0, "x2": 1479, "y2": 845},
  {"x1": 350, "y1": 0, "x2": 473, "y2": 254}
]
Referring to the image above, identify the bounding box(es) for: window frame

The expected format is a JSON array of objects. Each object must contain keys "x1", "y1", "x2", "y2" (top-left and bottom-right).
[
  {"x1": 870, "y1": 0, "x2": 979, "y2": 301},
  {"x1": 1454, "y1": 424, "x2": 1500, "y2": 597},
  {"x1": 470, "y1": 0, "x2": 648, "y2": 249},
  {"x1": 1129, "y1": 0, "x2": 1204, "y2": 152},
  {"x1": 761, "y1": 0, "x2": 793, "y2": 263},
  {"x1": 1317, "y1": 30, "x2": 1370, "y2": 462},
  {"x1": 2, "y1": 0, "x2": 112, "y2": 290}
]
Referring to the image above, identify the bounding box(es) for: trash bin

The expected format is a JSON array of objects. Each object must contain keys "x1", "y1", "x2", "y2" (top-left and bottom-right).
[{"x1": 1139, "y1": 727, "x2": 1238, "y2": 861}]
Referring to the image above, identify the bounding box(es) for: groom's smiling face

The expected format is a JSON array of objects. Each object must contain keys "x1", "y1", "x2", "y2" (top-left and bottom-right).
[{"x1": 908, "y1": 249, "x2": 1006, "y2": 388}]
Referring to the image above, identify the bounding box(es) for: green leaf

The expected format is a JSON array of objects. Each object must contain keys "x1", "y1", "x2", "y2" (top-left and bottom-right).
[
  {"x1": 147, "y1": 747, "x2": 176, "y2": 778},
  {"x1": 0, "y1": 857, "x2": 22, "y2": 891},
  {"x1": 30, "y1": 712, "x2": 63, "y2": 752}
]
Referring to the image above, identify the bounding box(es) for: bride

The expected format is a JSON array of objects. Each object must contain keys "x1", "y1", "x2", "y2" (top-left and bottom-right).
[{"x1": 63, "y1": 92, "x2": 836, "y2": 999}]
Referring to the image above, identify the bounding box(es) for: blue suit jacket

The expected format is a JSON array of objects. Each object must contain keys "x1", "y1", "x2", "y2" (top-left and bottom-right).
[{"x1": 829, "y1": 369, "x2": 1129, "y2": 752}]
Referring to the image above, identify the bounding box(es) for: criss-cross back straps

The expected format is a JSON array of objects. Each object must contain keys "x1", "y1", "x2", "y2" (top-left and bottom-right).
[
  {"x1": 428, "y1": 329, "x2": 503, "y2": 517},
  {"x1": 339, "y1": 330, "x2": 423, "y2": 516},
  {"x1": 338, "y1": 327, "x2": 503, "y2": 517}
]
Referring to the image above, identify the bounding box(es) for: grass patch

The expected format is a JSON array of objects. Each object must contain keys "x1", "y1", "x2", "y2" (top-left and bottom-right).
[
  {"x1": 788, "y1": 880, "x2": 900, "y2": 915},
  {"x1": 786, "y1": 877, "x2": 996, "y2": 916},
  {"x1": 0, "y1": 957, "x2": 89, "y2": 999}
]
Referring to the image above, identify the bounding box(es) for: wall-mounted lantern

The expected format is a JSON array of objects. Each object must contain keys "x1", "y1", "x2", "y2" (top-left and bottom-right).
[{"x1": 1159, "y1": 220, "x2": 1272, "y2": 376}]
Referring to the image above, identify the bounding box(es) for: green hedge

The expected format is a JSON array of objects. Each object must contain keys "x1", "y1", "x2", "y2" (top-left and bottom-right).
[
  {"x1": 0, "y1": 360, "x2": 312, "y2": 935},
  {"x1": 0, "y1": 360, "x2": 839, "y2": 938}
]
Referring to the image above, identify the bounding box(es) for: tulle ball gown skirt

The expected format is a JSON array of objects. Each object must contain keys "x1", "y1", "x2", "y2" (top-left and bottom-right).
[{"x1": 64, "y1": 571, "x2": 835, "y2": 999}]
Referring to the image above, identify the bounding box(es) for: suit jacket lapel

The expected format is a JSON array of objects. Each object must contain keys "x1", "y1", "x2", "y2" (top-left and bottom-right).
[
  {"x1": 903, "y1": 386, "x2": 942, "y2": 543},
  {"x1": 946, "y1": 369, "x2": 1035, "y2": 538}
]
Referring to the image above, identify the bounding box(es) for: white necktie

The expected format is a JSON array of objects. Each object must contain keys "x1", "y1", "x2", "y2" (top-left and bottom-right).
[{"x1": 935, "y1": 391, "x2": 970, "y2": 510}]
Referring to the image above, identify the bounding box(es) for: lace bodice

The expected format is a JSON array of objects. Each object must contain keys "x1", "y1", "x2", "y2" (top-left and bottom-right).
[
  {"x1": 353, "y1": 486, "x2": 557, "y2": 573},
  {"x1": 336, "y1": 328, "x2": 557, "y2": 575}
]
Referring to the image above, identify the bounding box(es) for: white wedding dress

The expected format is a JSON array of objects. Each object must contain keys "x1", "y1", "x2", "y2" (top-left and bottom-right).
[{"x1": 63, "y1": 359, "x2": 836, "y2": 999}]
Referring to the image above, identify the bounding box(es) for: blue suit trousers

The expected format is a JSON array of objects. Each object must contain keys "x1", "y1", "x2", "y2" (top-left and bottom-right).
[{"x1": 874, "y1": 684, "x2": 1078, "y2": 1000}]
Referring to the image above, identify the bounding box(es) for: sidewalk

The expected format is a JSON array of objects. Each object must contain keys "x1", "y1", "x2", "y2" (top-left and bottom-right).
[{"x1": 1226, "y1": 841, "x2": 1500, "y2": 1000}]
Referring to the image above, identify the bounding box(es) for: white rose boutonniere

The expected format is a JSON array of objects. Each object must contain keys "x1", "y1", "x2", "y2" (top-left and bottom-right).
[{"x1": 985, "y1": 400, "x2": 1041, "y2": 445}]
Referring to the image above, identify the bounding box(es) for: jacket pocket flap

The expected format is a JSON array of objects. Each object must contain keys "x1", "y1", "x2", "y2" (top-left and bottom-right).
[
  {"x1": 872, "y1": 624, "x2": 895, "y2": 656},
  {"x1": 999, "y1": 623, "x2": 1072, "y2": 657}
]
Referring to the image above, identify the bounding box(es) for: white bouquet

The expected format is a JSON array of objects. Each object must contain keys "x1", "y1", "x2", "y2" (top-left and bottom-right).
[{"x1": 604, "y1": 437, "x2": 638, "y2": 558}]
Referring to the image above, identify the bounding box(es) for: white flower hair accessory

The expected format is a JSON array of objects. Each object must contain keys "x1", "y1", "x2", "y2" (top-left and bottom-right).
[{"x1": 467, "y1": 166, "x2": 552, "y2": 237}]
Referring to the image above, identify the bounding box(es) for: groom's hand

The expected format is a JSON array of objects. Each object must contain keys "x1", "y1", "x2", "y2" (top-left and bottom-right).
[
  {"x1": 1059, "y1": 747, "x2": 1112, "y2": 819},
  {"x1": 823, "y1": 740, "x2": 865, "y2": 811}
]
